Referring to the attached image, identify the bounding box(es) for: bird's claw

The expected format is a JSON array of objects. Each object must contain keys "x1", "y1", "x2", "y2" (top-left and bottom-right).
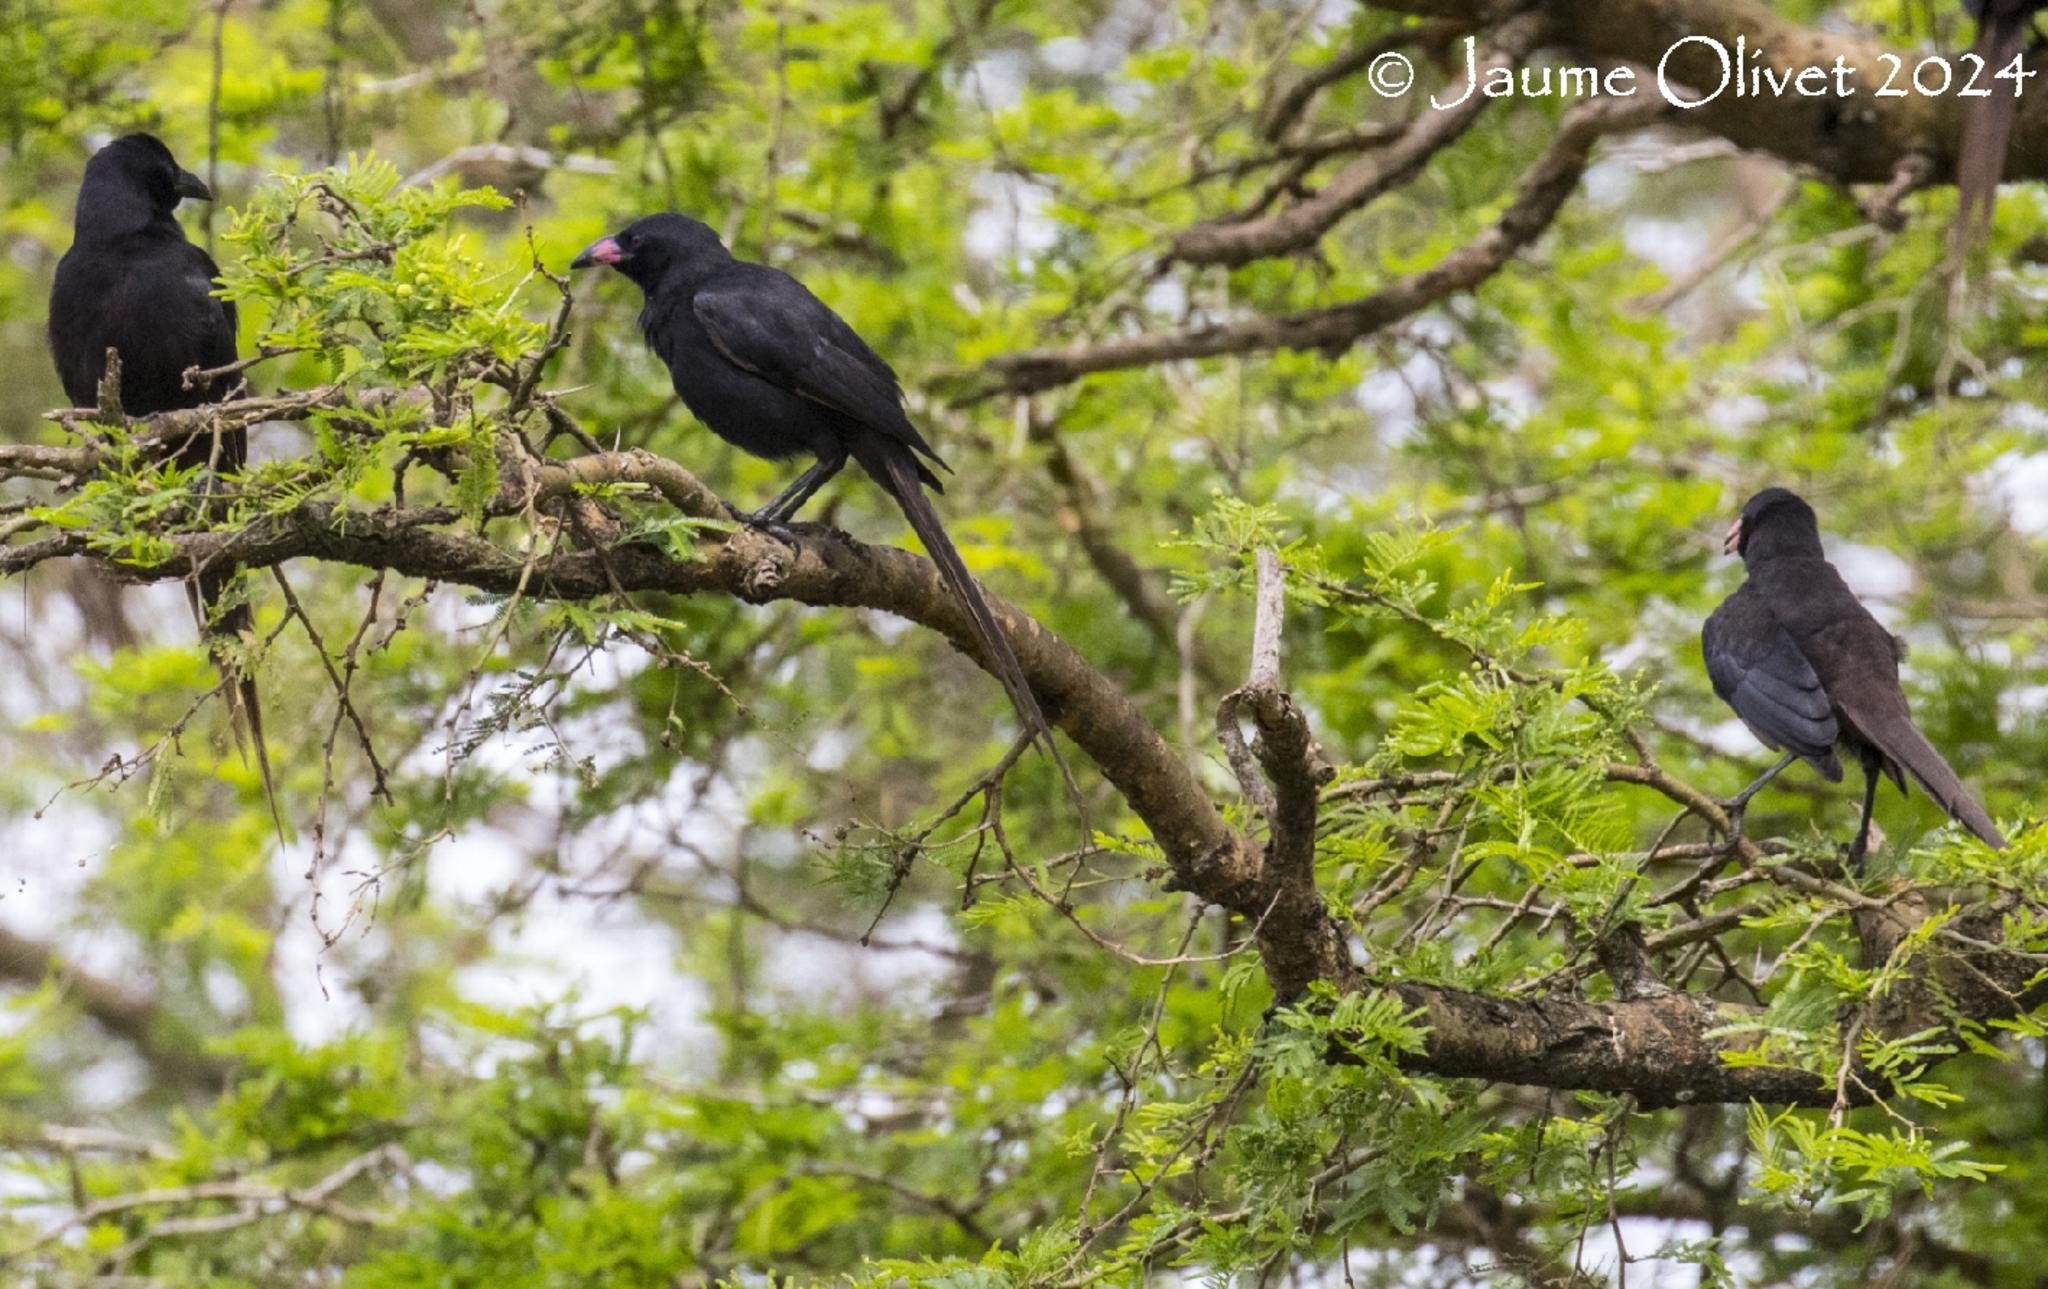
[
  {"x1": 738, "y1": 512, "x2": 803, "y2": 545},
  {"x1": 740, "y1": 511, "x2": 854, "y2": 545},
  {"x1": 168, "y1": 466, "x2": 227, "y2": 528},
  {"x1": 1715, "y1": 798, "x2": 1749, "y2": 846}
]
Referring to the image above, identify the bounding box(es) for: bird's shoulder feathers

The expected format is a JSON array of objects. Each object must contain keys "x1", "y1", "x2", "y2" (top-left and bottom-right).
[{"x1": 686, "y1": 264, "x2": 946, "y2": 468}]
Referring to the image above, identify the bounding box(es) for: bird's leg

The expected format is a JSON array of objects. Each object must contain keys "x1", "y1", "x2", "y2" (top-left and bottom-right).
[
  {"x1": 1845, "y1": 763, "x2": 1882, "y2": 876},
  {"x1": 179, "y1": 442, "x2": 229, "y2": 533},
  {"x1": 748, "y1": 448, "x2": 849, "y2": 526},
  {"x1": 1718, "y1": 750, "x2": 1799, "y2": 844}
]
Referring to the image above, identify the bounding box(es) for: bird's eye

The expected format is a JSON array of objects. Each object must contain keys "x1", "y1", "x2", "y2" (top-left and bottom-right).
[{"x1": 620, "y1": 233, "x2": 641, "y2": 249}]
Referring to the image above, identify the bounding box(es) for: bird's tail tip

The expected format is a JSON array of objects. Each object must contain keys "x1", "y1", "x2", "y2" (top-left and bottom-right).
[
  {"x1": 225, "y1": 671, "x2": 290, "y2": 848},
  {"x1": 199, "y1": 588, "x2": 289, "y2": 848}
]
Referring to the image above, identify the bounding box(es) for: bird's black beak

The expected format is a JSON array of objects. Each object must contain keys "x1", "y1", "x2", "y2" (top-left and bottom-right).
[
  {"x1": 570, "y1": 236, "x2": 624, "y2": 271},
  {"x1": 1723, "y1": 517, "x2": 1742, "y2": 556},
  {"x1": 174, "y1": 169, "x2": 213, "y2": 202}
]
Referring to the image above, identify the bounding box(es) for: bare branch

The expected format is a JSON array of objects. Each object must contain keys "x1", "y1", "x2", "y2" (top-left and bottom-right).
[
  {"x1": 12, "y1": 1143, "x2": 402, "y2": 1266},
  {"x1": 1172, "y1": 11, "x2": 1546, "y2": 267},
  {"x1": 1260, "y1": 20, "x2": 1461, "y2": 143},
  {"x1": 1246, "y1": 548, "x2": 1284, "y2": 692},
  {"x1": 978, "y1": 96, "x2": 1665, "y2": 396}
]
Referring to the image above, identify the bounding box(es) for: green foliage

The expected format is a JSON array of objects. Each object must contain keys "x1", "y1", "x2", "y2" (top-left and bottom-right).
[
  {"x1": 221, "y1": 157, "x2": 534, "y2": 384},
  {"x1": 2, "y1": 0, "x2": 2047, "y2": 1286}
]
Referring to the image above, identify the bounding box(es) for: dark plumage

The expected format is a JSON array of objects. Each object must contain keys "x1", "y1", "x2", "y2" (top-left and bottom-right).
[
  {"x1": 50, "y1": 134, "x2": 238, "y2": 421},
  {"x1": 1954, "y1": 0, "x2": 2046, "y2": 250},
  {"x1": 1702, "y1": 487, "x2": 2006, "y2": 866},
  {"x1": 571, "y1": 214, "x2": 1073, "y2": 792},
  {"x1": 48, "y1": 133, "x2": 276, "y2": 821}
]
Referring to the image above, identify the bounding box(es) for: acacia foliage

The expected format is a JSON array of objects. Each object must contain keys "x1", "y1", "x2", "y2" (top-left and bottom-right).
[{"x1": 1, "y1": 1, "x2": 2046, "y2": 1285}]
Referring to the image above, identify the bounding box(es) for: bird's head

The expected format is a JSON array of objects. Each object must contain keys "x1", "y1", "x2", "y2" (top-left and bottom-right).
[
  {"x1": 1725, "y1": 486, "x2": 1823, "y2": 562},
  {"x1": 570, "y1": 213, "x2": 730, "y2": 289},
  {"x1": 84, "y1": 133, "x2": 213, "y2": 215}
]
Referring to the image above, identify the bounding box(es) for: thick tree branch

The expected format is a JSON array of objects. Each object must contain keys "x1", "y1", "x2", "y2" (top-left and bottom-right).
[
  {"x1": 1370, "y1": 0, "x2": 2044, "y2": 186},
  {"x1": 1381, "y1": 982, "x2": 1826, "y2": 1108},
  {"x1": 4, "y1": 449, "x2": 1261, "y2": 913}
]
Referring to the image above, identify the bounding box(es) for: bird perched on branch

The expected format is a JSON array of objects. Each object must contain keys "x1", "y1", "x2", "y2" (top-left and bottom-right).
[
  {"x1": 570, "y1": 214, "x2": 1076, "y2": 797},
  {"x1": 1701, "y1": 487, "x2": 2005, "y2": 868},
  {"x1": 48, "y1": 133, "x2": 277, "y2": 825},
  {"x1": 1954, "y1": 0, "x2": 2046, "y2": 250}
]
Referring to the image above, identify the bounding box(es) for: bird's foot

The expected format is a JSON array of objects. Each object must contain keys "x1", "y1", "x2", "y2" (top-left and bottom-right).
[
  {"x1": 161, "y1": 467, "x2": 223, "y2": 531},
  {"x1": 1841, "y1": 824, "x2": 1884, "y2": 880},
  {"x1": 739, "y1": 510, "x2": 854, "y2": 545},
  {"x1": 738, "y1": 511, "x2": 803, "y2": 544},
  {"x1": 1714, "y1": 798, "x2": 1750, "y2": 847},
  {"x1": 1838, "y1": 840, "x2": 1870, "y2": 882}
]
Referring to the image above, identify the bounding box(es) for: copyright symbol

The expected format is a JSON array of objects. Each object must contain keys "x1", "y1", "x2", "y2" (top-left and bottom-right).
[{"x1": 1368, "y1": 52, "x2": 1415, "y2": 97}]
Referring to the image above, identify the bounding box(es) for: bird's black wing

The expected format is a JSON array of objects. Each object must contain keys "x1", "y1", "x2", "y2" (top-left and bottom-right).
[
  {"x1": 1702, "y1": 582, "x2": 1842, "y2": 776},
  {"x1": 691, "y1": 268, "x2": 948, "y2": 471},
  {"x1": 48, "y1": 232, "x2": 238, "y2": 422},
  {"x1": 184, "y1": 239, "x2": 238, "y2": 366},
  {"x1": 177, "y1": 239, "x2": 242, "y2": 468}
]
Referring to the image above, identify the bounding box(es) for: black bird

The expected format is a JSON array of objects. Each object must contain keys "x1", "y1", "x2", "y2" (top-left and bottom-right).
[
  {"x1": 1955, "y1": 0, "x2": 2046, "y2": 249},
  {"x1": 570, "y1": 214, "x2": 1073, "y2": 788},
  {"x1": 48, "y1": 134, "x2": 276, "y2": 816},
  {"x1": 1701, "y1": 487, "x2": 2005, "y2": 867}
]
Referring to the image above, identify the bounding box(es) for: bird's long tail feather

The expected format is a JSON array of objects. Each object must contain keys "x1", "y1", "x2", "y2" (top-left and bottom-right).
[
  {"x1": 190, "y1": 573, "x2": 286, "y2": 844},
  {"x1": 1873, "y1": 715, "x2": 2007, "y2": 850},
  {"x1": 1953, "y1": 14, "x2": 2030, "y2": 252},
  {"x1": 852, "y1": 434, "x2": 1085, "y2": 816}
]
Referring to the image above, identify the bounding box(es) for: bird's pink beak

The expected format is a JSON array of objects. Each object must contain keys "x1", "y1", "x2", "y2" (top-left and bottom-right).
[
  {"x1": 1723, "y1": 518, "x2": 1742, "y2": 556},
  {"x1": 570, "y1": 237, "x2": 623, "y2": 270}
]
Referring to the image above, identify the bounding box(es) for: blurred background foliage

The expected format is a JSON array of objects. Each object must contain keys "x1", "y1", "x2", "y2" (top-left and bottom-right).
[{"x1": 1, "y1": 0, "x2": 2046, "y2": 1283}]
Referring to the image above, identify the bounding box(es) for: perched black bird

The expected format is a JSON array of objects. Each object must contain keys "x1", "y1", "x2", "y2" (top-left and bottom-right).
[
  {"x1": 570, "y1": 214, "x2": 1073, "y2": 787},
  {"x1": 48, "y1": 134, "x2": 276, "y2": 817},
  {"x1": 1702, "y1": 487, "x2": 2005, "y2": 867},
  {"x1": 1955, "y1": 0, "x2": 2046, "y2": 249},
  {"x1": 49, "y1": 135, "x2": 235, "y2": 420}
]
